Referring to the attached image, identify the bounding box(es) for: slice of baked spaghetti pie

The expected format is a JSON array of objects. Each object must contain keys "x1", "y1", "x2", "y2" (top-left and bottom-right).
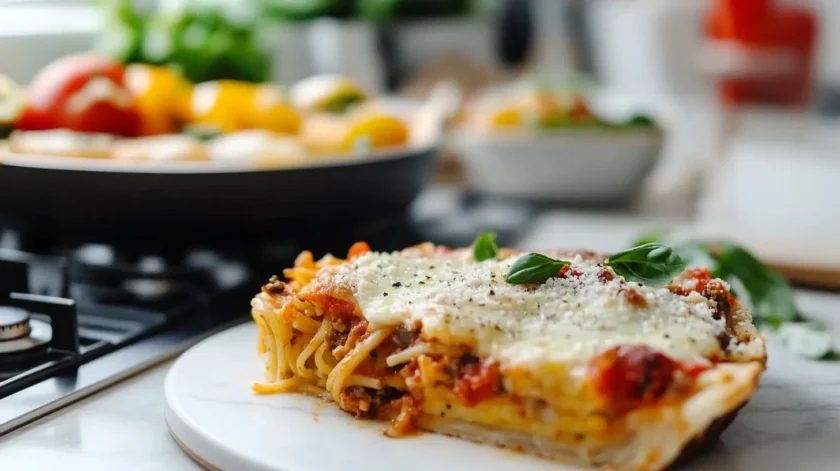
[{"x1": 251, "y1": 241, "x2": 766, "y2": 471}]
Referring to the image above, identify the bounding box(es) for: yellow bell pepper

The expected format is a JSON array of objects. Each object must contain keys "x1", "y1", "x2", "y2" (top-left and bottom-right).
[
  {"x1": 342, "y1": 113, "x2": 408, "y2": 151},
  {"x1": 188, "y1": 80, "x2": 259, "y2": 133},
  {"x1": 189, "y1": 81, "x2": 302, "y2": 135},
  {"x1": 487, "y1": 105, "x2": 522, "y2": 128},
  {"x1": 249, "y1": 85, "x2": 301, "y2": 135},
  {"x1": 300, "y1": 106, "x2": 409, "y2": 155},
  {"x1": 124, "y1": 64, "x2": 192, "y2": 136}
]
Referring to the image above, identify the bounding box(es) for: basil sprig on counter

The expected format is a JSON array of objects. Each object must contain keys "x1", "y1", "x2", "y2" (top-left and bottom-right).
[
  {"x1": 504, "y1": 243, "x2": 685, "y2": 286},
  {"x1": 631, "y1": 232, "x2": 836, "y2": 360},
  {"x1": 473, "y1": 232, "x2": 499, "y2": 261},
  {"x1": 505, "y1": 253, "x2": 570, "y2": 284},
  {"x1": 605, "y1": 243, "x2": 686, "y2": 286}
]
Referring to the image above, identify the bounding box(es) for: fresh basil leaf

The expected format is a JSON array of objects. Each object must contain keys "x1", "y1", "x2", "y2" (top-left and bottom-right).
[
  {"x1": 631, "y1": 232, "x2": 715, "y2": 272},
  {"x1": 674, "y1": 242, "x2": 719, "y2": 273},
  {"x1": 631, "y1": 231, "x2": 665, "y2": 247},
  {"x1": 506, "y1": 253, "x2": 569, "y2": 285},
  {"x1": 777, "y1": 322, "x2": 834, "y2": 360},
  {"x1": 472, "y1": 232, "x2": 499, "y2": 262},
  {"x1": 715, "y1": 245, "x2": 799, "y2": 323},
  {"x1": 606, "y1": 243, "x2": 686, "y2": 286}
]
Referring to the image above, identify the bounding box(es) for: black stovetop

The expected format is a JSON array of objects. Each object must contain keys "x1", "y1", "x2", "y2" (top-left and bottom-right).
[{"x1": 0, "y1": 189, "x2": 538, "y2": 435}]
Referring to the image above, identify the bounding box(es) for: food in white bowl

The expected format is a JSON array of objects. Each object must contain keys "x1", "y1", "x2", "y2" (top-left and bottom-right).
[{"x1": 453, "y1": 82, "x2": 664, "y2": 203}]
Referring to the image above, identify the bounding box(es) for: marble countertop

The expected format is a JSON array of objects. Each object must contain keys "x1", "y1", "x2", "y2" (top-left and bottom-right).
[
  {"x1": 0, "y1": 363, "x2": 198, "y2": 471},
  {"x1": 1, "y1": 210, "x2": 839, "y2": 470}
]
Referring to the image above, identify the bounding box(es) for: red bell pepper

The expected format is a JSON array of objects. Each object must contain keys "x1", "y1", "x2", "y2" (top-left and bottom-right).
[{"x1": 17, "y1": 53, "x2": 140, "y2": 136}]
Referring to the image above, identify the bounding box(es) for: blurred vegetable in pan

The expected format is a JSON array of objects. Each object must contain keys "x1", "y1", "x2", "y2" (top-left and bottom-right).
[{"x1": 0, "y1": 75, "x2": 26, "y2": 139}]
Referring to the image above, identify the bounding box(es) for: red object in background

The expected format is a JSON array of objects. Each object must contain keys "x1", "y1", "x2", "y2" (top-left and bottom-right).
[
  {"x1": 705, "y1": 0, "x2": 818, "y2": 107},
  {"x1": 17, "y1": 54, "x2": 140, "y2": 136}
]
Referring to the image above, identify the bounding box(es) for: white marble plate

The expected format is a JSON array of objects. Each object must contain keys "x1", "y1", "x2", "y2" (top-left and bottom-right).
[{"x1": 165, "y1": 320, "x2": 840, "y2": 471}]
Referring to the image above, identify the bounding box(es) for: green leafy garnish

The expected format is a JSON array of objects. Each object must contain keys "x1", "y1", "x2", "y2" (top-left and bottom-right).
[
  {"x1": 605, "y1": 243, "x2": 686, "y2": 286},
  {"x1": 715, "y1": 245, "x2": 800, "y2": 324},
  {"x1": 628, "y1": 231, "x2": 837, "y2": 360},
  {"x1": 182, "y1": 123, "x2": 222, "y2": 141},
  {"x1": 503, "y1": 242, "x2": 684, "y2": 286},
  {"x1": 631, "y1": 231, "x2": 666, "y2": 247},
  {"x1": 322, "y1": 94, "x2": 365, "y2": 114},
  {"x1": 505, "y1": 253, "x2": 569, "y2": 284},
  {"x1": 472, "y1": 232, "x2": 499, "y2": 262}
]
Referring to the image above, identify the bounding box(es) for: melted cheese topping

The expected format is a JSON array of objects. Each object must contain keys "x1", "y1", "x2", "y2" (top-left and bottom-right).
[{"x1": 334, "y1": 251, "x2": 728, "y2": 370}]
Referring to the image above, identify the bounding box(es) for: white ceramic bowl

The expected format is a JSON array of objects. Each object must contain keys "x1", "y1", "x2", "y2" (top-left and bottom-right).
[{"x1": 452, "y1": 126, "x2": 663, "y2": 203}]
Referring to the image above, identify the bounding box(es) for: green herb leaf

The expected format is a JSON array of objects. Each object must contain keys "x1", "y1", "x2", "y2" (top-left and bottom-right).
[
  {"x1": 715, "y1": 245, "x2": 799, "y2": 324},
  {"x1": 631, "y1": 231, "x2": 665, "y2": 247},
  {"x1": 625, "y1": 114, "x2": 656, "y2": 127},
  {"x1": 472, "y1": 232, "x2": 499, "y2": 262},
  {"x1": 777, "y1": 322, "x2": 834, "y2": 360},
  {"x1": 606, "y1": 243, "x2": 686, "y2": 286},
  {"x1": 505, "y1": 253, "x2": 569, "y2": 284},
  {"x1": 322, "y1": 94, "x2": 364, "y2": 114},
  {"x1": 675, "y1": 242, "x2": 720, "y2": 275},
  {"x1": 182, "y1": 123, "x2": 222, "y2": 141}
]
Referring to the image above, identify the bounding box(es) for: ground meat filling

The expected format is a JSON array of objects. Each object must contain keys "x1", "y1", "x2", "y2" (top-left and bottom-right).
[
  {"x1": 393, "y1": 325, "x2": 419, "y2": 348},
  {"x1": 338, "y1": 386, "x2": 406, "y2": 419},
  {"x1": 704, "y1": 280, "x2": 733, "y2": 321}
]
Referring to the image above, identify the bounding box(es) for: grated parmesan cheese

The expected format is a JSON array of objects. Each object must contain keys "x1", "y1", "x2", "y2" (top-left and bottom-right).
[{"x1": 335, "y1": 251, "x2": 731, "y2": 371}]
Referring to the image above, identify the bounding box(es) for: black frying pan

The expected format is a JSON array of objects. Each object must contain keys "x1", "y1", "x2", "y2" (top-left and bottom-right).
[{"x1": 0, "y1": 144, "x2": 438, "y2": 244}]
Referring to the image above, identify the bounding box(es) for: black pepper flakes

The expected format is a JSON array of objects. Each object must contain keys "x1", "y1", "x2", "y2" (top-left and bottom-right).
[
  {"x1": 419, "y1": 281, "x2": 425, "y2": 285},
  {"x1": 392, "y1": 282, "x2": 402, "y2": 288},
  {"x1": 383, "y1": 292, "x2": 389, "y2": 297},
  {"x1": 445, "y1": 403, "x2": 451, "y2": 410},
  {"x1": 489, "y1": 289, "x2": 495, "y2": 296},
  {"x1": 426, "y1": 275, "x2": 432, "y2": 280}
]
